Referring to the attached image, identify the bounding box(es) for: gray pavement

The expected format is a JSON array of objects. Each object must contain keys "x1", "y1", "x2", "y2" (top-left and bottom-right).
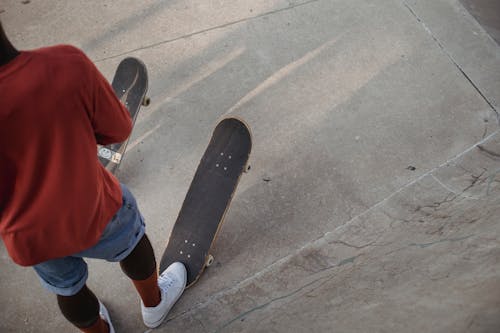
[
  {"x1": 461, "y1": 0, "x2": 500, "y2": 44},
  {"x1": 1, "y1": 0, "x2": 500, "y2": 332}
]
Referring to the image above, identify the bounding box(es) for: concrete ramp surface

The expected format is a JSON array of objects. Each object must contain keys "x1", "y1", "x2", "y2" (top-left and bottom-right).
[{"x1": 0, "y1": 0, "x2": 499, "y2": 332}]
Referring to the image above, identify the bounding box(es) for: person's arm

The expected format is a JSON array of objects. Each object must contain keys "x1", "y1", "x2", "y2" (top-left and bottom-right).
[{"x1": 85, "y1": 56, "x2": 132, "y2": 146}]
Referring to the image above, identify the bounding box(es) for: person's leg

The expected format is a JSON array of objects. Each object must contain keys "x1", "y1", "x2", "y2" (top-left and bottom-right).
[
  {"x1": 119, "y1": 234, "x2": 161, "y2": 307},
  {"x1": 119, "y1": 233, "x2": 186, "y2": 328},
  {"x1": 33, "y1": 257, "x2": 114, "y2": 333},
  {"x1": 57, "y1": 285, "x2": 109, "y2": 333},
  {"x1": 77, "y1": 184, "x2": 186, "y2": 328},
  {"x1": 111, "y1": 185, "x2": 185, "y2": 328}
]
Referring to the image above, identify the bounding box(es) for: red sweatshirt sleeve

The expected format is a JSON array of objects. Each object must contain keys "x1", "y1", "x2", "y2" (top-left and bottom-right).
[{"x1": 85, "y1": 56, "x2": 133, "y2": 145}]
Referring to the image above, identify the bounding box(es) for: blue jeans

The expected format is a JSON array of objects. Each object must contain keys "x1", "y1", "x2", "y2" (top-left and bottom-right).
[{"x1": 33, "y1": 184, "x2": 145, "y2": 296}]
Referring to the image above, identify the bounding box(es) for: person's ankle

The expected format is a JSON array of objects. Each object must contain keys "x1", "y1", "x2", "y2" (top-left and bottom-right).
[
  {"x1": 141, "y1": 262, "x2": 187, "y2": 328},
  {"x1": 132, "y1": 271, "x2": 162, "y2": 307},
  {"x1": 80, "y1": 317, "x2": 109, "y2": 333},
  {"x1": 143, "y1": 290, "x2": 161, "y2": 308}
]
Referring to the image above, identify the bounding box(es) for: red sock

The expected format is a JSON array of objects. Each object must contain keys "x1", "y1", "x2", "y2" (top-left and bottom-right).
[
  {"x1": 80, "y1": 317, "x2": 109, "y2": 333},
  {"x1": 132, "y1": 270, "x2": 161, "y2": 307}
]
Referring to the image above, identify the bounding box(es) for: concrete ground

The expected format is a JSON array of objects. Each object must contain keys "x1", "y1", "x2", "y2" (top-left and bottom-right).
[
  {"x1": 460, "y1": 0, "x2": 500, "y2": 44},
  {"x1": 1, "y1": 0, "x2": 500, "y2": 332}
]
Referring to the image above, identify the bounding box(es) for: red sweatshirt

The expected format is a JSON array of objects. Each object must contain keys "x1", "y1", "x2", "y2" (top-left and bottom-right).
[{"x1": 0, "y1": 45, "x2": 132, "y2": 266}]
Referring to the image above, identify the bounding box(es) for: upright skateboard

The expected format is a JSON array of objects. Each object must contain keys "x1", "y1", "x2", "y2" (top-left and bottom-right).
[
  {"x1": 98, "y1": 57, "x2": 150, "y2": 173},
  {"x1": 160, "y1": 118, "x2": 252, "y2": 287}
]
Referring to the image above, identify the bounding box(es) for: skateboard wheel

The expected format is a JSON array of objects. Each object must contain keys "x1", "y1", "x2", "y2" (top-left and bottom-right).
[
  {"x1": 142, "y1": 96, "x2": 151, "y2": 106},
  {"x1": 206, "y1": 254, "x2": 214, "y2": 267}
]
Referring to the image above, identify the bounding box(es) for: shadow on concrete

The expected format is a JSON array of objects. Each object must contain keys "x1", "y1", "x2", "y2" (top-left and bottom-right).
[{"x1": 460, "y1": 0, "x2": 500, "y2": 44}]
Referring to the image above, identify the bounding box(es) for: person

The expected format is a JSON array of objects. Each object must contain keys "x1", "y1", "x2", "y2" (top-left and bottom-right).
[{"x1": 0, "y1": 21, "x2": 186, "y2": 332}]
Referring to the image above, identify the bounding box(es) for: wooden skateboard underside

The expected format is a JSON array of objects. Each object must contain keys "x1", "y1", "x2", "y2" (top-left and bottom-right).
[
  {"x1": 98, "y1": 57, "x2": 149, "y2": 173},
  {"x1": 160, "y1": 118, "x2": 252, "y2": 287}
]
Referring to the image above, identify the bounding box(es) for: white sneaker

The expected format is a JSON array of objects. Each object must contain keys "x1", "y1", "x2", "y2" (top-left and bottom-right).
[
  {"x1": 99, "y1": 301, "x2": 115, "y2": 333},
  {"x1": 141, "y1": 262, "x2": 187, "y2": 328}
]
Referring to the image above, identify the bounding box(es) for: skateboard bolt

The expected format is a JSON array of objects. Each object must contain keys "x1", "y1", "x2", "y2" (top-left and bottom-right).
[
  {"x1": 185, "y1": 240, "x2": 188, "y2": 243},
  {"x1": 229, "y1": 155, "x2": 232, "y2": 159},
  {"x1": 220, "y1": 153, "x2": 224, "y2": 156},
  {"x1": 216, "y1": 164, "x2": 219, "y2": 167},
  {"x1": 224, "y1": 167, "x2": 227, "y2": 171},
  {"x1": 188, "y1": 255, "x2": 191, "y2": 258},
  {"x1": 180, "y1": 251, "x2": 183, "y2": 254}
]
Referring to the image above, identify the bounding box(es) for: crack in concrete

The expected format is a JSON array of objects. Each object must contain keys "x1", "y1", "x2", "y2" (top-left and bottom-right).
[
  {"x1": 477, "y1": 145, "x2": 500, "y2": 159},
  {"x1": 408, "y1": 234, "x2": 475, "y2": 248},
  {"x1": 384, "y1": 234, "x2": 474, "y2": 256},
  {"x1": 482, "y1": 123, "x2": 489, "y2": 139},
  {"x1": 214, "y1": 279, "x2": 319, "y2": 332},
  {"x1": 328, "y1": 240, "x2": 375, "y2": 249},
  {"x1": 432, "y1": 168, "x2": 495, "y2": 200},
  {"x1": 95, "y1": 0, "x2": 322, "y2": 63},
  {"x1": 402, "y1": 1, "x2": 500, "y2": 123},
  {"x1": 414, "y1": 192, "x2": 458, "y2": 213},
  {"x1": 462, "y1": 168, "x2": 488, "y2": 192},
  {"x1": 214, "y1": 255, "x2": 360, "y2": 332}
]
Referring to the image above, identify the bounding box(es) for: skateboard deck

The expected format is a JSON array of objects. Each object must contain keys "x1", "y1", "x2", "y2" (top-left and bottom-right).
[
  {"x1": 98, "y1": 57, "x2": 149, "y2": 173},
  {"x1": 159, "y1": 118, "x2": 252, "y2": 287}
]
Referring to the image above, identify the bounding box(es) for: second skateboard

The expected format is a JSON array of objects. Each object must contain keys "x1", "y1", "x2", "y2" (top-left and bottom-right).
[{"x1": 98, "y1": 57, "x2": 150, "y2": 173}]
